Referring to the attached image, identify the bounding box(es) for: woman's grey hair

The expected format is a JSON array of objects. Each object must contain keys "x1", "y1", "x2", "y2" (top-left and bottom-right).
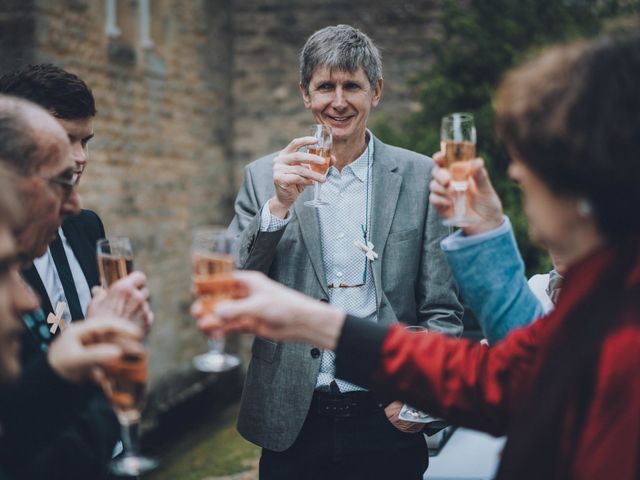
[{"x1": 299, "y1": 25, "x2": 382, "y2": 92}]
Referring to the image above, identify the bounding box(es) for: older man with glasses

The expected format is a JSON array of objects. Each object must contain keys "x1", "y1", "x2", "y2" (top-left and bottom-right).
[
  {"x1": 0, "y1": 167, "x2": 144, "y2": 480},
  {"x1": 0, "y1": 64, "x2": 103, "y2": 334},
  {"x1": 0, "y1": 95, "x2": 152, "y2": 480}
]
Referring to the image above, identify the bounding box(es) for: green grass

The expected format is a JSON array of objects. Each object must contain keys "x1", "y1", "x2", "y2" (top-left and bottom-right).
[{"x1": 146, "y1": 403, "x2": 260, "y2": 480}]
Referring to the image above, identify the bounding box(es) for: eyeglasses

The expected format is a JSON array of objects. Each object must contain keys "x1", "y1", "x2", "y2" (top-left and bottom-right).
[
  {"x1": 39, "y1": 171, "x2": 79, "y2": 200},
  {"x1": 327, "y1": 282, "x2": 365, "y2": 289}
]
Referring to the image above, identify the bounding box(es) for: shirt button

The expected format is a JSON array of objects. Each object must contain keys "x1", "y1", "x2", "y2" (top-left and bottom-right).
[
  {"x1": 336, "y1": 272, "x2": 343, "y2": 278},
  {"x1": 310, "y1": 348, "x2": 321, "y2": 359},
  {"x1": 337, "y1": 233, "x2": 345, "y2": 239}
]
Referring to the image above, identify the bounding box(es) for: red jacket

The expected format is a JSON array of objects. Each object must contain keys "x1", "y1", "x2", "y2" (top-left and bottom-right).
[{"x1": 336, "y1": 242, "x2": 640, "y2": 479}]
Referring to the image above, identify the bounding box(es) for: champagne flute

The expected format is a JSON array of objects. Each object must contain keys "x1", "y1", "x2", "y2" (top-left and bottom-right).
[
  {"x1": 191, "y1": 227, "x2": 241, "y2": 372},
  {"x1": 95, "y1": 237, "x2": 157, "y2": 475},
  {"x1": 103, "y1": 350, "x2": 157, "y2": 476},
  {"x1": 440, "y1": 112, "x2": 477, "y2": 227},
  {"x1": 304, "y1": 124, "x2": 332, "y2": 208},
  {"x1": 97, "y1": 237, "x2": 134, "y2": 288}
]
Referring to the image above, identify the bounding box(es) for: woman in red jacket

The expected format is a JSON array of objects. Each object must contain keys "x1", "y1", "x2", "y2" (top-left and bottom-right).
[{"x1": 198, "y1": 32, "x2": 640, "y2": 479}]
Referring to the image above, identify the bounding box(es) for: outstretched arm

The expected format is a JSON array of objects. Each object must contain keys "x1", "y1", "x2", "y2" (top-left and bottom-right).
[
  {"x1": 196, "y1": 271, "x2": 544, "y2": 436},
  {"x1": 429, "y1": 155, "x2": 545, "y2": 343},
  {"x1": 336, "y1": 316, "x2": 546, "y2": 435}
]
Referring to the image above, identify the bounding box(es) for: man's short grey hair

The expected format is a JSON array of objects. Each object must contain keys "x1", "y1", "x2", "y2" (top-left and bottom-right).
[
  {"x1": 299, "y1": 25, "x2": 382, "y2": 92},
  {"x1": 0, "y1": 95, "x2": 48, "y2": 175},
  {"x1": 0, "y1": 164, "x2": 24, "y2": 231}
]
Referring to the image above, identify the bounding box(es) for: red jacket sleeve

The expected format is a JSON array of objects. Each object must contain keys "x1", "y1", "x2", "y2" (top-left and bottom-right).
[{"x1": 336, "y1": 315, "x2": 554, "y2": 436}]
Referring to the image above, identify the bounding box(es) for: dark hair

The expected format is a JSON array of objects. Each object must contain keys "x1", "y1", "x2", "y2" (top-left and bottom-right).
[
  {"x1": 0, "y1": 64, "x2": 96, "y2": 120},
  {"x1": 0, "y1": 96, "x2": 42, "y2": 175},
  {"x1": 300, "y1": 25, "x2": 382, "y2": 92},
  {"x1": 494, "y1": 33, "x2": 640, "y2": 479},
  {"x1": 495, "y1": 33, "x2": 640, "y2": 240}
]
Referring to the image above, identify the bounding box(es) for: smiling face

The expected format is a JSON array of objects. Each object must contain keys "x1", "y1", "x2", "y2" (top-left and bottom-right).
[{"x1": 300, "y1": 66, "x2": 383, "y2": 148}]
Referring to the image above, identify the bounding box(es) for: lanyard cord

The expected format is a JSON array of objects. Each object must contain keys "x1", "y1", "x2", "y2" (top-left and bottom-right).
[{"x1": 360, "y1": 143, "x2": 372, "y2": 283}]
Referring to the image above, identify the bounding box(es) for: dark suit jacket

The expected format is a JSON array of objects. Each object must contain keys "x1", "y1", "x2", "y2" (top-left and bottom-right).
[
  {"x1": 19, "y1": 209, "x2": 119, "y2": 480},
  {"x1": 22, "y1": 209, "x2": 104, "y2": 317},
  {"x1": 0, "y1": 356, "x2": 95, "y2": 475}
]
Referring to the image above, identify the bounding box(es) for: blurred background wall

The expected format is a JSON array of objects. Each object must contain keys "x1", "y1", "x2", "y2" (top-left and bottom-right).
[
  {"x1": 0, "y1": 0, "x2": 446, "y2": 422},
  {"x1": 1, "y1": 0, "x2": 636, "y2": 425}
]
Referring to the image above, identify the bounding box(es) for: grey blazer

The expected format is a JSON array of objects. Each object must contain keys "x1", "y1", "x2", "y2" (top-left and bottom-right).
[{"x1": 229, "y1": 136, "x2": 463, "y2": 451}]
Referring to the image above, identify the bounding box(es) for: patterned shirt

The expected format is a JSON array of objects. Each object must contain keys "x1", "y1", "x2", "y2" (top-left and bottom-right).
[{"x1": 261, "y1": 133, "x2": 377, "y2": 392}]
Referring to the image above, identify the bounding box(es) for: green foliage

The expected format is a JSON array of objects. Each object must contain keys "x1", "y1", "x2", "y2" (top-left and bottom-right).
[{"x1": 374, "y1": 0, "x2": 635, "y2": 274}]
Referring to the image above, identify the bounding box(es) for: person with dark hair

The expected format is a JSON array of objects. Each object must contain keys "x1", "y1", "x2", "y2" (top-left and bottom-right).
[
  {"x1": 0, "y1": 64, "x2": 96, "y2": 118},
  {"x1": 200, "y1": 32, "x2": 640, "y2": 479},
  {"x1": 0, "y1": 95, "x2": 152, "y2": 479},
  {"x1": 229, "y1": 24, "x2": 463, "y2": 479}
]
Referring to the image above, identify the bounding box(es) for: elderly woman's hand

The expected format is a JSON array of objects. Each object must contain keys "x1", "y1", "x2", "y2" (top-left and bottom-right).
[{"x1": 429, "y1": 152, "x2": 504, "y2": 235}]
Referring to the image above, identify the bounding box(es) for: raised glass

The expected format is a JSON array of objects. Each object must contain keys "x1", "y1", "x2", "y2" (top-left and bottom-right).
[
  {"x1": 191, "y1": 227, "x2": 241, "y2": 372},
  {"x1": 96, "y1": 237, "x2": 157, "y2": 476},
  {"x1": 304, "y1": 124, "x2": 332, "y2": 208},
  {"x1": 97, "y1": 237, "x2": 134, "y2": 288},
  {"x1": 440, "y1": 113, "x2": 477, "y2": 227},
  {"x1": 103, "y1": 350, "x2": 157, "y2": 476}
]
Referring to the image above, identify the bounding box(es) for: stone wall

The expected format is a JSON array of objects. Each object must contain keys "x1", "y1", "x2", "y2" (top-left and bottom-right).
[
  {"x1": 0, "y1": 0, "x2": 442, "y2": 416},
  {"x1": 231, "y1": 0, "x2": 441, "y2": 172},
  {"x1": 0, "y1": 0, "x2": 235, "y2": 414}
]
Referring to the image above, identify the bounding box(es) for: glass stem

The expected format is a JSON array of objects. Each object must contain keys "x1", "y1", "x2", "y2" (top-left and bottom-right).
[
  {"x1": 314, "y1": 181, "x2": 322, "y2": 203},
  {"x1": 208, "y1": 336, "x2": 225, "y2": 354},
  {"x1": 452, "y1": 186, "x2": 467, "y2": 219},
  {"x1": 120, "y1": 419, "x2": 141, "y2": 457}
]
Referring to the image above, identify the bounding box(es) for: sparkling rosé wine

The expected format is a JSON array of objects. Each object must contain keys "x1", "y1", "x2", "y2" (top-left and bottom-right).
[
  {"x1": 307, "y1": 147, "x2": 331, "y2": 175},
  {"x1": 98, "y1": 254, "x2": 133, "y2": 288},
  {"x1": 103, "y1": 352, "x2": 147, "y2": 423},
  {"x1": 192, "y1": 254, "x2": 244, "y2": 315},
  {"x1": 441, "y1": 139, "x2": 476, "y2": 182}
]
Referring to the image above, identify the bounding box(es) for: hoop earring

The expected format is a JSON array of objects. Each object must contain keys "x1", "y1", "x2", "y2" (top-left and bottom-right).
[{"x1": 577, "y1": 198, "x2": 593, "y2": 218}]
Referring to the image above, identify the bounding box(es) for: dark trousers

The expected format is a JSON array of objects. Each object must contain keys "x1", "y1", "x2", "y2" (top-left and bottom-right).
[{"x1": 259, "y1": 392, "x2": 428, "y2": 480}]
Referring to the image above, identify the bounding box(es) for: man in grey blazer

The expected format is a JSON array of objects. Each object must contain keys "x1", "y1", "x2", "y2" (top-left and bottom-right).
[{"x1": 229, "y1": 24, "x2": 463, "y2": 480}]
